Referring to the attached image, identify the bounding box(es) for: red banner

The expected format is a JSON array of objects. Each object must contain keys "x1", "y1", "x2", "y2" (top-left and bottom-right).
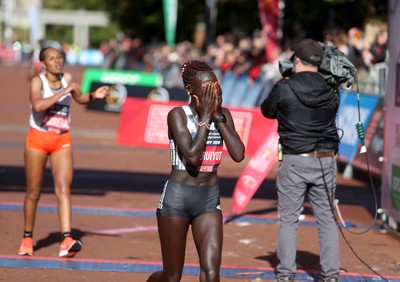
[
  {"x1": 117, "y1": 97, "x2": 276, "y2": 156},
  {"x1": 258, "y1": 0, "x2": 281, "y2": 62},
  {"x1": 227, "y1": 121, "x2": 279, "y2": 220}
]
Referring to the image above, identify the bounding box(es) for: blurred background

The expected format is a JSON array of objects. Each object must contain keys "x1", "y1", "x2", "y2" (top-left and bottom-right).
[
  {"x1": 1, "y1": 3, "x2": 400, "y2": 278},
  {"x1": 0, "y1": 0, "x2": 388, "y2": 96},
  {"x1": 0, "y1": 0, "x2": 396, "y2": 228}
]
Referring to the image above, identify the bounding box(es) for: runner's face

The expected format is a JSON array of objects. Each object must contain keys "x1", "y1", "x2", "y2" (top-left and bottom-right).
[{"x1": 43, "y1": 48, "x2": 64, "y2": 73}]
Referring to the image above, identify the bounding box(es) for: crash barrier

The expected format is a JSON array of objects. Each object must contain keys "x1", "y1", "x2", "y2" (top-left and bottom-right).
[
  {"x1": 117, "y1": 97, "x2": 276, "y2": 157},
  {"x1": 337, "y1": 91, "x2": 383, "y2": 176},
  {"x1": 81, "y1": 68, "x2": 187, "y2": 113},
  {"x1": 81, "y1": 68, "x2": 273, "y2": 112},
  {"x1": 115, "y1": 89, "x2": 382, "y2": 167},
  {"x1": 219, "y1": 72, "x2": 272, "y2": 108},
  {"x1": 82, "y1": 68, "x2": 383, "y2": 173}
]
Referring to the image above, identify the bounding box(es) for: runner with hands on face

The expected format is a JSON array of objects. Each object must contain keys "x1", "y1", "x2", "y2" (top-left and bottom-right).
[{"x1": 147, "y1": 60, "x2": 245, "y2": 282}]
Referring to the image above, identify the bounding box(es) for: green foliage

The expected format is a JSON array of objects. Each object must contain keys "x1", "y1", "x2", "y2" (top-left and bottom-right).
[
  {"x1": 104, "y1": 0, "x2": 179, "y2": 41},
  {"x1": 282, "y1": 0, "x2": 373, "y2": 41},
  {"x1": 40, "y1": 0, "x2": 388, "y2": 47},
  {"x1": 42, "y1": 0, "x2": 118, "y2": 47},
  {"x1": 46, "y1": 25, "x2": 73, "y2": 44},
  {"x1": 103, "y1": 0, "x2": 261, "y2": 43},
  {"x1": 43, "y1": 0, "x2": 107, "y2": 10},
  {"x1": 90, "y1": 24, "x2": 121, "y2": 47},
  {"x1": 215, "y1": 0, "x2": 261, "y2": 35}
]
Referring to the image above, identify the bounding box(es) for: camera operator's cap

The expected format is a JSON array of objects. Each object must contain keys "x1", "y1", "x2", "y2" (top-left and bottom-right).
[{"x1": 291, "y1": 38, "x2": 323, "y2": 67}]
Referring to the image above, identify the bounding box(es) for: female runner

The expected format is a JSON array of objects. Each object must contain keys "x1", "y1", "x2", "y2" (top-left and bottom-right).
[
  {"x1": 18, "y1": 46, "x2": 110, "y2": 258},
  {"x1": 147, "y1": 60, "x2": 245, "y2": 282}
]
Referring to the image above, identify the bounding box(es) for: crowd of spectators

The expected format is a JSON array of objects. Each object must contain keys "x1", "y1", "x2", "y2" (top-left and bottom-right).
[
  {"x1": 97, "y1": 17, "x2": 387, "y2": 107},
  {"x1": 99, "y1": 31, "x2": 272, "y2": 89},
  {"x1": 323, "y1": 18, "x2": 388, "y2": 94},
  {"x1": 1, "y1": 17, "x2": 387, "y2": 107}
]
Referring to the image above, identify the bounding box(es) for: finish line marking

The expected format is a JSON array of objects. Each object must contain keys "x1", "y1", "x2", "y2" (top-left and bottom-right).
[
  {"x1": 94, "y1": 226, "x2": 158, "y2": 235},
  {"x1": 0, "y1": 202, "x2": 359, "y2": 228},
  {"x1": 0, "y1": 255, "x2": 398, "y2": 281}
]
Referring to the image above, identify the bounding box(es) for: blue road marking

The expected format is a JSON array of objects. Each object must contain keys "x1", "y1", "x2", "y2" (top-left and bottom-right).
[
  {"x1": 0, "y1": 202, "x2": 396, "y2": 281},
  {"x1": 0, "y1": 256, "x2": 397, "y2": 281},
  {"x1": 0, "y1": 202, "x2": 359, "y2": 228}
]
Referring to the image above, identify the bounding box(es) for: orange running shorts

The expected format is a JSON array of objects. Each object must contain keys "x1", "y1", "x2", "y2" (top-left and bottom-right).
[{"x1": 26, "y1": 128, "x2": 72, "y2": 154}]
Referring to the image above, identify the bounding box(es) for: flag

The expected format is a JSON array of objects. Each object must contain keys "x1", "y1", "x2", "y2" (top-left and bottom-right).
[
  {"x1": 226, "y1": 120, "x2": 279, "y2": 221},
  {"x1": 258, "y1": 0, "x2": 282, "y2": 63},
  {"x1": 163, "y1": 0, "x2": 178, "y2": 47}
]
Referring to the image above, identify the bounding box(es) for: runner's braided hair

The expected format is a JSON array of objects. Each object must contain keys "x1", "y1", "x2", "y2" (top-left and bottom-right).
[{"x1": 181, "y1": 60, "x2": 213, "y2": 86}]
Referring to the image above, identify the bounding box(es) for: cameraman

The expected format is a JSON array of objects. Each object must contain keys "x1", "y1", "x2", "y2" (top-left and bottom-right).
[{"x1": 260, "y1": 38, "x2": 340, "y2": 282}]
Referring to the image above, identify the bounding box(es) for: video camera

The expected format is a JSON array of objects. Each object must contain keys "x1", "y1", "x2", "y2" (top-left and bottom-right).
[{"x1": 279, "y1": 42, "x2": 357, "y2": 89}]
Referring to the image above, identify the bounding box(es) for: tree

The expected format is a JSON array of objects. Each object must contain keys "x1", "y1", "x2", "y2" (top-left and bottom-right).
[
  {"x1": 282, "y1": 0, "x2": 388, "y2": 42},
  {"x1": 43, "y1": 0, "x2": 117, "y2": 47},
  {"x1": 104, "y1": 0, "x2": 261, "y2": 43},
  {"x1": 43, "y1": 0, "x2": 387, "y2": 47}
]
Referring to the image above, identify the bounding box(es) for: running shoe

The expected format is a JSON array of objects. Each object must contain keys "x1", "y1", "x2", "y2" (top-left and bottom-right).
[
  {"x1": 18, "y1": 237, "x2": 33, "y2": 256},
  {"x1": 58, "y1": 237, "x2": 82, "y2": 258}
]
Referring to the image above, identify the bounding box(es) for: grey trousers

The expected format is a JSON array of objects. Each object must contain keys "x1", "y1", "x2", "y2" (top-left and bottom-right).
[{"x1": 276, "y1": 154, "x2": 340, "y2": 280}]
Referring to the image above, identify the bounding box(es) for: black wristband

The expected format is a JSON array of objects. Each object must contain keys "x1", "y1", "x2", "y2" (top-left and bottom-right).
[{"x1": 213, "y1": 113, "x2": 226, "y2": 124}]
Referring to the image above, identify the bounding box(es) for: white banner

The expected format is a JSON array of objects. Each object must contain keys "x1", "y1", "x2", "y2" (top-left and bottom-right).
[
  {"x1": 25, "y1": 0, "x2": 43, "y2": 44},
  {"x1": 381, "y1": 0, "x2": 400, "y2": 229},
  {"x1": 28, "y1": 6, "x2": 42, "y2": 44}
]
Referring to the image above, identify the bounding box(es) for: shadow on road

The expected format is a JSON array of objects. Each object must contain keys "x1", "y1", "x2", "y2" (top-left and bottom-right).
[{"x1": 1, "y1": 165, "x2": 380, "y2": 217}]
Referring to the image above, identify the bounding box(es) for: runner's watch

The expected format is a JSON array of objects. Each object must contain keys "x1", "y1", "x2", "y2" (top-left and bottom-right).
[{"x1": 213, "y1": 113, "x2": 227, "y2": 124}]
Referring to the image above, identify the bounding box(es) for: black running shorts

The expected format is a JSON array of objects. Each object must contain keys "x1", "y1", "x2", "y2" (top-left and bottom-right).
[{"x1": 156, "y1": 179, "x2": 221, "y2": 220}]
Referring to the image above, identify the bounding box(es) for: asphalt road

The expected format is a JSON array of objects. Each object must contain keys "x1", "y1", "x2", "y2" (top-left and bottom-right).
[{"x1": 0, "y1": 64, "x2": 399, "y2": 282}]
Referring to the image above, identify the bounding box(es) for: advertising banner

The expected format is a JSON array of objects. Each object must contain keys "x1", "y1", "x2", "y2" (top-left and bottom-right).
[
  {"x1": 117, "y1": 97, "x2": 277, "y2": 157},
  {"x1": 228, "y1": 121, "x2": 279, "y2": 218},
  {"x1": 81, "y1": 69, "x2": 187, "y2": 112},
  {"x1": 381, "y1": 0, "x2": 400, "y2": 229},
  {"x1": 81, "y1": 69, "x2": 162, "y2": 93},
  {"x1": 337, "y1": 90, "x2": 380, "y2": 163},
  {"x1": 351, "y1": 98, "x2": 384, "y2": 175}
]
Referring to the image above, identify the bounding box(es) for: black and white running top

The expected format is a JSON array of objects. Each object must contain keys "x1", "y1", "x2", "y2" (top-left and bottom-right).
[
  {"x1": 169, "y1": 105, "x2": 223, "y2": 172},
  {"x1": 29, "y1": 73, "x2": 71, "y2": 134}
]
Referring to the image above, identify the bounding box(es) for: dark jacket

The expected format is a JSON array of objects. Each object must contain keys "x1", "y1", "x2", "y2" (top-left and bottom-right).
[{"x1": 260, "y1": 71, "x2": 339, "y2": 154}]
